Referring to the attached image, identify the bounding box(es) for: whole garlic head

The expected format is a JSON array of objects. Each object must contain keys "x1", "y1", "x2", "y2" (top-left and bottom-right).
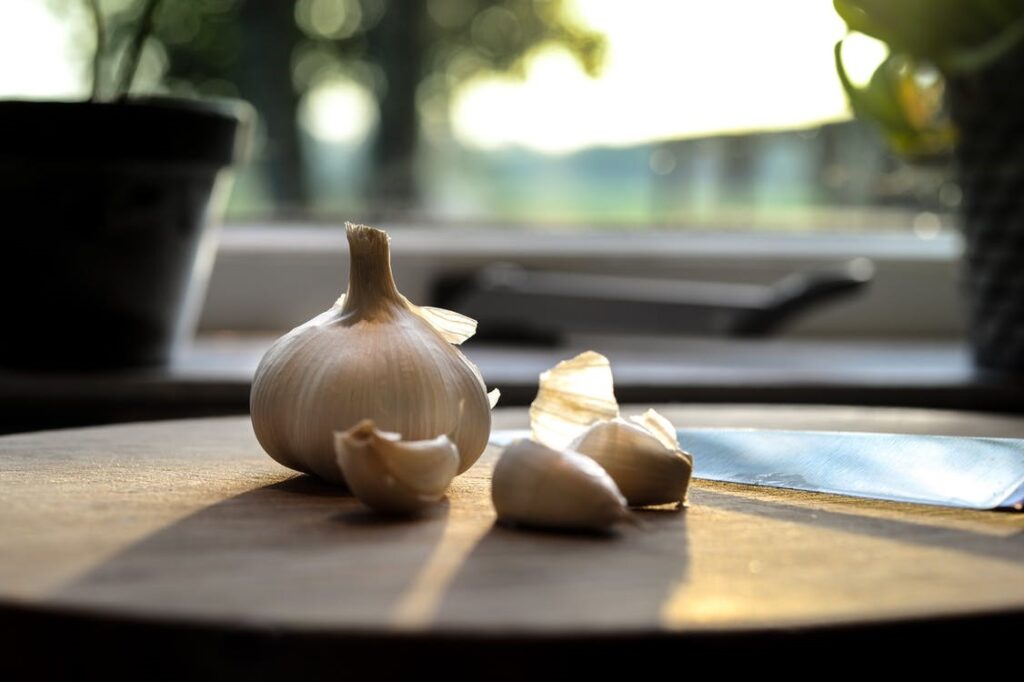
[{"x1": 251, "y1": 224, "x2": 498, "y2": 484}]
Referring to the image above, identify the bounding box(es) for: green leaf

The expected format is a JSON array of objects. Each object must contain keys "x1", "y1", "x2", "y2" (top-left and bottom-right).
[
  {"x1": 834, "y1": 0, "x2": 1024, "y2": 69},
  {"x1": 835, "y1": 38, "x2": 956, "y2": 160},
  {"x1": 941, "y1": 13, "x2": 1024, "y2": 72}
]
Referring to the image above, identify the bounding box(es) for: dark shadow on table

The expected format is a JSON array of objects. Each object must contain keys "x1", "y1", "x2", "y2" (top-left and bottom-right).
[
  {"x1": 693, "y1": 487, "x2": 1024, "y2": 565},
  {"x1": 433, "y1": 507, "x2": 690, "y2": 630},
  {"x1": 55, "y1": 475, "x2": 451, "y2": 622}
]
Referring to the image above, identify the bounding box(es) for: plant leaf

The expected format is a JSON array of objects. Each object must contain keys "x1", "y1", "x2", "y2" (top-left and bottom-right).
[{"x1": 835, "y1": 38, "x2": 956, "y2": 159}]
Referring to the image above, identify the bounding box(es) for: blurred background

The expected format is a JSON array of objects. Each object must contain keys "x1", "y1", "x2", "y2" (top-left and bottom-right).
[
  {"x1": 3, "y1": 0, "x2": 955, "y2": 233},
  {"x1": 6, "y1": 0, "x2": 1003, "y2": 435}
]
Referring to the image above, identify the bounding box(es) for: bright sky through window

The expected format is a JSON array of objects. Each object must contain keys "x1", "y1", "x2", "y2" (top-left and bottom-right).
[
  {"x1": 0, "y1": 0, "x2": 888, "y2": 154},
  {"x1": 451, "y1": 0, "x2": 886, "y2": 153},
  {"x1": 0, "y1": 0, "x2": 87, "y2": 99}
]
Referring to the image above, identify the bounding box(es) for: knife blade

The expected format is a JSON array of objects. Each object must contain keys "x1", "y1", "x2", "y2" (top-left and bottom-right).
[
  {"x1": 489, "y1": 428, "x2": 1024, "y2": 510},
  {"x1": 681, "y1": 428, "x2": 1024, "y2": 510}
]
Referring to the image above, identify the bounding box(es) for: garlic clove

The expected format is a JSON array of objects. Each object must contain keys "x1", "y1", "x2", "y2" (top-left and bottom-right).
[
  {"x1": 529, "y1": 351, "x2": 620, "y2": 451},
  {"x1": 491, "y1": 438, "x2": 631, "y2": 532},
  {"x1": 570, "y1": 418, "x2": 694, "y2": 507},
  {"x1": 528, "y1": 353, "x2": 694, "y2": 507},
  {"x1": 335, "y1": 419, "x2": 459, "y2": 514},
  {"x1": 251, "y1": 223, "x2": 497, "y2": 484}
]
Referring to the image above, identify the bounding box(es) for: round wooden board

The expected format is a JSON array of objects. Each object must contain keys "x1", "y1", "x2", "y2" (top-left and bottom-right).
[{"x1": 1, "y1": 406, "x2": 1023, "y2": 650}]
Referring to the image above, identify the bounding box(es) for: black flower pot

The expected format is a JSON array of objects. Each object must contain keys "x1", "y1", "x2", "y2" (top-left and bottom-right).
[
  {"x1": 0, "y1": 98, "x2": 250, "y2": 370},
  {"x1": 948, "y1": 46, "x2": 1024, "y2": 374}
]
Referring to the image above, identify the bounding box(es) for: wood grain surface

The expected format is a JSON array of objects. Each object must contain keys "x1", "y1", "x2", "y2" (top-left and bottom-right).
[{"x1": 1, "y1": 405, "x2": 1023, "y2": 640}]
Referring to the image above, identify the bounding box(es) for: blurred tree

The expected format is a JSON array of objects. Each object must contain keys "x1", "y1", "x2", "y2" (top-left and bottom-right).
[
  {"x1": 88, "y1": 0, "x2": 604, "y2": 215},
  {"x1": 353, "y1": 0, "x2": 605, "y2": 210}
]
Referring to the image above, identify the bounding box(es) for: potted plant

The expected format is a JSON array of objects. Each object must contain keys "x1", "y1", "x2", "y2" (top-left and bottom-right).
[
  {"x1": 834, "y1": 0, "x2": 1024, "y2": 374},
  {"x1": 0, "y1": 0, "x2": 251, "y2": 370}
]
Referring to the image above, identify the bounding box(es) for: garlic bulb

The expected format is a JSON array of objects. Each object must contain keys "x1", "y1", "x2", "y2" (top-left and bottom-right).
[
  {"x1": 335, "y1": 420, "x2": 458, "y2": 514},
  {"x1": 530, "y1": 351, "x2": 694, "y2": 507},
  {"x1": 491, "y1": 438, "x2": 630, "y2": 532},
  {"x1": 570, "y1": 413, "x2": 693, "y2": 507},
  {"x1": 251, "y1": 223, "x2": 498, "y2": 484}
]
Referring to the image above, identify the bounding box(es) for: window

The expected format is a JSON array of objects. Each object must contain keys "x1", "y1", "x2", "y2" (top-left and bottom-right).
[
  {"x1": 4, "y1": 0, "x2": 956, "y2": 231},
  {"x1": 1, "y1": 0, "x2": 962, "y2": 340}
]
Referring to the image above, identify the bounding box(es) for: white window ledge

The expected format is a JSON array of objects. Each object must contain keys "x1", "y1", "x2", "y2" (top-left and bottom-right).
[{"x1": 200, "y1": 223, "x2": 964, "y2": 338}]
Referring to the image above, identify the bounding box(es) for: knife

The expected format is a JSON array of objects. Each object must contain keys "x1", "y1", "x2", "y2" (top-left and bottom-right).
[{"x1": 489, "y1": 428, "x2": 1024, "y2": 510}]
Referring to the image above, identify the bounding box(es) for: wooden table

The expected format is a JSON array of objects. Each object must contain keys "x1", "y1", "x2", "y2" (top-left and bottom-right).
[{"x1": 2, "y1": 405, "x2": 1023, "y2": 676}]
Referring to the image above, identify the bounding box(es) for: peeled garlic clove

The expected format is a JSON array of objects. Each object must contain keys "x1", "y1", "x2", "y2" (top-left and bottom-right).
[
  {"x1": 491, "y1": 439, "x2": 630, "y2": 532},
  {"x1": 335, "y1": 419, "x2": 459, "y2": 514},
  {"x1": 570, "y1": 416, "x2": 694, "y2": 507},
  {"x1": 251, "y1": 223, "x2": 497, "y2": 484},
  {"x1": 529, "y1": 351, "x2": 620, "y2": 451}
]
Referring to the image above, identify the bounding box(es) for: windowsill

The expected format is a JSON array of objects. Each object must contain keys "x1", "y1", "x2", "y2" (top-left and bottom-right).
[
  {"x1": 215, "y1": 222, "x2": 960, "y2": 260},
  {"x1": 201, "y1": 223, "x2": 965, "y2": 338},
  {"x1": 3, "y1": 224, "x2": 987, "y2": 434},
  {"x1": 1, "y1": 334, "x2": 1019, "y2": 435}
]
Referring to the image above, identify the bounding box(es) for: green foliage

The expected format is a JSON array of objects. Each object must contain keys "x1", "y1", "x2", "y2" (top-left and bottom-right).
[
  {"x1": 77, "y1": 0, "x2": 606, "y2": 203},
  {"x1": 834, "y1": 42, "x2": 954, "y2": 160},
  {"x1": 93, "y1": 0, "x2": 244, "y2": 99},
  {"x1": 88, "y1": 0, "x2": 605, "y2": 103},
  {"x1": 834, "y1": 0, "x2": 1024, "y2": 72},
  {"x1": 834, "y1": 0, "x2": 1024, "y2": 159},
  {"x1": 84, "y1": 0, "x2": 163, "y2": 100},
  {"x1": 420, "y1": 0, "x2": 606, "y2": 82}
]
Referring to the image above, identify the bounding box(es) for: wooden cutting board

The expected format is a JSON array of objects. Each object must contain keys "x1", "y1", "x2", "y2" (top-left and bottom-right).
[{"x1": 1, "y1": 406, "x2": 1023, "y2": 672}]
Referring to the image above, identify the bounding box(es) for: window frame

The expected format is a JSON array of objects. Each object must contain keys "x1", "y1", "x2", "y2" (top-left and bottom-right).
[{"x1": 198, "y1": 223, "x2": 964, "y2": 339}]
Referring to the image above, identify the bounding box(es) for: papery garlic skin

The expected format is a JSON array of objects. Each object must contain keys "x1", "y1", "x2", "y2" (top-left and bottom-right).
[
  {"x1": 251, "y1": 224, "x2": 495, "y2": 484},
  {"x1": 335, "y1": 420, "x2": 458, "y2": 514},
  {"x1": 491, "y1": 439, "x2": 630, "y2": 532},
  {"x1": 529, "y1": 351, "x2": 619, "y2": 451},
  {"x1": 529, "y1": 351, "x2": 694, "y2": 507},
  {"x1": 570, "y1": 417, "x2": 694, "y2": 507}
]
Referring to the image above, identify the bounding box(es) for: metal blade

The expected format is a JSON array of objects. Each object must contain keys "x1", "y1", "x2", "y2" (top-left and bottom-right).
[
  {"x1": 680, "y1": 428, "x2": 1024, "y2": 510},
  {"x1": 488, "y1": 429, "x2": 1024, "y2": 510}
]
